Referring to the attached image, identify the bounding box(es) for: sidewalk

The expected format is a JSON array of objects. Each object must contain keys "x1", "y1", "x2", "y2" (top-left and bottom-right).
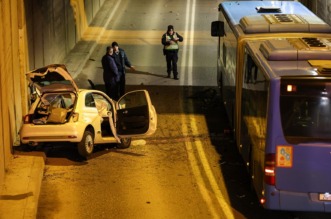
[
  {"x1": 0, "y1": 152, "x2": 45, "y2": 219},
  {"x1": 0, "y1": 0, "x2": 114, "y2": 218}
]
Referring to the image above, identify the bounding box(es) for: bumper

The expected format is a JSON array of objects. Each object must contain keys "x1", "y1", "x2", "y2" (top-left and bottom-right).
[
  {"x1": 20, "y1": 122, "x2": 85, "y2": 144},
  {"x1": 263, "y1": 185, "x2": 331, "y2": 212}
]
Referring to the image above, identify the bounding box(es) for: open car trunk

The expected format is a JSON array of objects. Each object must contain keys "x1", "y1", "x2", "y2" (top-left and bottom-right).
[{"x1": 31, "y1": 92, "x2": 76, "y2": 125}]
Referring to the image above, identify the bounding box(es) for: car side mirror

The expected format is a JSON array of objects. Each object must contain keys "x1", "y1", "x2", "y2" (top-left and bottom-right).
[{"x1": 211, "y1": 21, "x2": 225, "y2": 37}]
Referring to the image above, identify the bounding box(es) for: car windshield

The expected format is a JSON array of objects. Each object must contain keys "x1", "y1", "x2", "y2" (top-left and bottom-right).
[
  {"x1": 280, "y1": 79, "x2": 331, "y2": 143},
  {"x1": 40, "y1": 93, "x2": 76, "y2": 109},
  {"x1": 35, "y1": 80, "x2": 72, "y2": 87}
]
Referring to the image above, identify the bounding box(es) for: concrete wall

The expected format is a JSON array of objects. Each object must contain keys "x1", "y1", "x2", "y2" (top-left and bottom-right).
[
  {"x1": 0, "y1": 0, "x2": 104, "y2": 186},
  {"x1": 0, "y1": 0, "x2": 28, "y2": 185},
  {"x1": 313, "y1": 0, "x2": 331, "y2": 26},
  {"x1": 299, "y1": 0, "x2": 331, "y2": 25},
  {"x1": 25, "y1": 0, "x2": 104, "y2": 69}
]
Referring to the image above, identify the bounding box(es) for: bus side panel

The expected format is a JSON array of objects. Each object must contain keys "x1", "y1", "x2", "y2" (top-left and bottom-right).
[
  {"x1": 240, "y1": 53, "x2": 269, "y2": 201},
  {"x1": 220, "y1": 10, "x2": 237, "y2": 129}
]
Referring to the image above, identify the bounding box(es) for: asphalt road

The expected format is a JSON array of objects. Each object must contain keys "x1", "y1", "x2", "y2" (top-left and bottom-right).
[
  {"x1": 36, "y1": 85, "x2": 331, "y2": 219},
  {"x1": 37, "y1": 85, "x2": 262, "y2": 219},
  {"x1": 36, "y1": 0, "x2": 331, "y2": 218}
]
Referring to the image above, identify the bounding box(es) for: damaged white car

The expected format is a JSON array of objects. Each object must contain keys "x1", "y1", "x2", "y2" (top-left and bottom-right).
[{"x1": 19, "y1": 64, "x2": 157, "y2": 157}]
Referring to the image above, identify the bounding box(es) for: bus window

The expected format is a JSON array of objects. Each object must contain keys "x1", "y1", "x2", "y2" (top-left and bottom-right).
[
  {"x1": 222, "y1": 42, "x2": 226, "y2": 69},
  {"x1": 245, "y1": 55, "x2": 258, "y2": 84},
  {"x1": 280, "y1": 80, "x2": 331, "y2": 143}
]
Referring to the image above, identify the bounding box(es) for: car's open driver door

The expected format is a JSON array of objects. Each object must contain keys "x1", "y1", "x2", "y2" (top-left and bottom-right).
[{"x1": 116, "y1": 90, "x2": 157, "y2": 137}]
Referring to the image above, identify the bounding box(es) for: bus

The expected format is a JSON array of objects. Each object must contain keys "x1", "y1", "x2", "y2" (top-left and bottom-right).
[{"x1": 211, "y1": 1, "x2": 331, "y2": 212}]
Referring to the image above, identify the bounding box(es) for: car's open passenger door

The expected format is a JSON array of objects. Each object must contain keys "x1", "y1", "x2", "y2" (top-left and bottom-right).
[{"x1": 116, "y1": 90, "x2": 157, "y2": 137}]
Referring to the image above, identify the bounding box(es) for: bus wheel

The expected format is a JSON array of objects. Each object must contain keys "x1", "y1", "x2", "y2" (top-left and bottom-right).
[
  {"x1": 77, "y1": 130, "x2": 94, "y2": 157},
  {"x1": 117, "y1": 138, "x2": 131, "y2": 149}
]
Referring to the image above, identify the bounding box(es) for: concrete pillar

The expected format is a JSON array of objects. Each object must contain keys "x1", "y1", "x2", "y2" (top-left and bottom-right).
[{"x1": 0, "y1": 0, "x2": 28, "y2": 183}]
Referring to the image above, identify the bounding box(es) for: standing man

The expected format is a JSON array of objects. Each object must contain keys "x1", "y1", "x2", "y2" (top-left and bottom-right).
[
  {"x1": 101, "y1": 46, "x2": 120, "y2": 100},
  {"x1": 162, "y1": 25, "x2": 183, "y2": 80},
  {"x1": 112, "y1": 41, "x2": 135, "y2": 97}
]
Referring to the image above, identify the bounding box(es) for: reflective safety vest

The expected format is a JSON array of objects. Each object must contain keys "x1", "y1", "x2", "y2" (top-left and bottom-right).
[{"x1": 165, "y1": 33, "x2": 179, "y2": 50}]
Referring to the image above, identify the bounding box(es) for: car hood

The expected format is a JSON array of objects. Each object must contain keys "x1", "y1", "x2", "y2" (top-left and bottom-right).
[{"x1": 26, "y1": 64, "x2": 79, "y2": 94}]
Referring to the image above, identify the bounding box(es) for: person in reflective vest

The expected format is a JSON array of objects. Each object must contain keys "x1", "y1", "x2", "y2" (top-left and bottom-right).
[{"x1": 161, "y1": 25, "x2": 183, "y2": 80}]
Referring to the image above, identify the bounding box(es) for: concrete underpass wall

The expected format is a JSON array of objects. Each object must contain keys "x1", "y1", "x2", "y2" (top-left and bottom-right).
[
  {"x1": 25, "y1": 0, "x2": 105, "y2": 69},
  {"x1": 0, "y1": 0, "x2": 28, "y2": 186},
  {"x1": 299, "y1": 0, "x2": 331, "y2": 25},
  {"x1": 312, "y1": 0, "x2": 331, "y2": 26},
  {"x1": 0, "y1": 0, "x2": 104, "y2": 186}
]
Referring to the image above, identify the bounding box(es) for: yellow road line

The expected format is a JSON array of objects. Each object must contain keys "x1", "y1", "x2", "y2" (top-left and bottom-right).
[
  {"x1": 185, "y1": 140, "x2": 220, "y2": 218},
  {"x1": 194, "y1": 140, "x2": 235, "y2": 219}
]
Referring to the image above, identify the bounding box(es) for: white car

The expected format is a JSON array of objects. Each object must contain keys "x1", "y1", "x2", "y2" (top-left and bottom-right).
[{"x1": 20, "y1": 64, "x2": 157, "y2": 157}]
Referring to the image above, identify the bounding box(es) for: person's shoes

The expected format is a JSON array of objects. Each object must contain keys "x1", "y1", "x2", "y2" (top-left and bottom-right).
[
  {"x1": 167, "y1": 75, "x2": 170, "y2": 78},
  {"x1": 174, "y1": 77, "x2": 179, "y2": 80}
]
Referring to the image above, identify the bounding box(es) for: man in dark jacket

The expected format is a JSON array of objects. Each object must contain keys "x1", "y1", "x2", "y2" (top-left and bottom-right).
[
  {"x1": 112, "y1": 41, "x2": 135, "y2": 97},
  {"x1": 161, "y1": 25, "x2": 183, "y2": 80},
  {"x1": 101, "y1": 46, "x2": 120, "y2": 100}
]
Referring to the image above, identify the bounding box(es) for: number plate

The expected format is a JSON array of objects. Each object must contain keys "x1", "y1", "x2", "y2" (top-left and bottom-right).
[{"x1": 319, "y1": 193, "x2": 331, "y2": 201}]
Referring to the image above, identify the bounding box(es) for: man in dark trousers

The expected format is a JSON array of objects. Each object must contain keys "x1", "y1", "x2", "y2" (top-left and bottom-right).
[
  {"x1": 111, "y1": 41, "x2": 135, "y2": 97},
  {"x1": 101, "y1": 46, "x2": 120, "y2": 100},
  {"x1": 161, "y1": 25, "x2": 183, "y2": 80}
]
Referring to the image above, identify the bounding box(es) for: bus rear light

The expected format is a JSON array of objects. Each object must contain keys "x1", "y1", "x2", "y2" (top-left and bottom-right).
[
  {"x1": 260, "y1": 197, "x2": 266, "y2": 205},
  {"x1": 287, "y1": 84, "x2": 297, "y2": 92},
  {"x1": 264, "y1": 153, "x2": 276, "y2": 185}
]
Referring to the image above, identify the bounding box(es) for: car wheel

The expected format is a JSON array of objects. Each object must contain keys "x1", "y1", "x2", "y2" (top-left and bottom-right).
[
  {"x1": 117, "y1": 137, "x2": 131, "y2": 149},
  {"x1": 77, "y1": 130, "x2": 94, "y2": 157}
]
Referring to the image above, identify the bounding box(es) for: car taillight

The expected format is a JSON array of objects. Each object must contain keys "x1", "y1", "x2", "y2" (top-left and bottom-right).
[
  {"x1": 72, "y1": 113, "x2": 79, "y2": 122},
  {"x1": 264, "y1": 153, "x2": 276, "y2": 185},
  {"x1": 23, "y1": 115, "x2": 30, "y2": 124}
]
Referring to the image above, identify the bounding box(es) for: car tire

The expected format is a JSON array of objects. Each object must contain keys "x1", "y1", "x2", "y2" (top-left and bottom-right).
[
  {"x1": 117, "y1": 137, "x2": 131, "y2": 149},
  {"x1": 77, "y1": 130, "x2": 94, "y2": 157}
]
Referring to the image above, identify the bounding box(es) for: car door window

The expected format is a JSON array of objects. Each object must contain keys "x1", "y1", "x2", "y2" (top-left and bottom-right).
[
  {"x1": 85, "y1": 93, "x2": 96, "y2": 107},
  {"x1": 91, "y1": 93, "x2": 112, "y2": 117},
  {"x1": 118, "y1": 92, "x2": 147, "y2": 110}
]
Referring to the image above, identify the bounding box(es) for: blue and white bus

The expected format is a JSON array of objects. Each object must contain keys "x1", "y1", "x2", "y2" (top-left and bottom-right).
[{"x1": 211, "y1": 1, "x2": 331, "y2": 212}]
